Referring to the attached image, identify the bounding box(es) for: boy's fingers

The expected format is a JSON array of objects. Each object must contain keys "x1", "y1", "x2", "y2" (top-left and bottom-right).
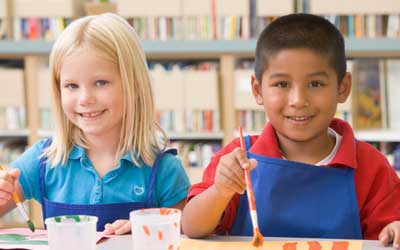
[
  {"x1": 393, "y1": 226, "x2": 400, "y2": 249},
  {"x1": 234, "y1": 148, "x2": 250, "y2": 169},
  {"x1": 379, "y1": 226, "x2": 393, "y2": 246},
  {"x1": 218, "y1": 170, "x2": 245, "y2": 194}
]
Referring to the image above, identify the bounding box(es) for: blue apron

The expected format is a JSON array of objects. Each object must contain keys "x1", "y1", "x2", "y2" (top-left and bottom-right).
[
  {"x1": 39, "y1": 139, "x2": 176, "y2": 231},
  {"x1": 230, "y1": 136, "x2": 362, "y2": 239}
]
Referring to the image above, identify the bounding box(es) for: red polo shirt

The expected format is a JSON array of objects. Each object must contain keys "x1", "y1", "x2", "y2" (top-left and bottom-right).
[{"x1": 188, "y1": 118, "x2": 400, "y2": 239}]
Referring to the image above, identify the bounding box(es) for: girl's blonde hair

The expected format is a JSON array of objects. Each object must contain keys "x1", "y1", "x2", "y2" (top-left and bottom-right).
[{"x1": 44, "y1": 13, "x2": 166, "y2": 167}]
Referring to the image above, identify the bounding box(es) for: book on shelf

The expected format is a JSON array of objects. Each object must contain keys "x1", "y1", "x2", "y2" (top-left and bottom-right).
[
  {"x1": 351, "y1": 59, "x2": 386, "y2": 130},
  {"x1": 0, "y1": 67, "x2": 25, "y2": 130},
  {"x1": 168, "y1": 140, "x2": 221, "y2": 169},
  {"x1": 11, "y1": 0, "x2": 82, "y2": 41},
  {"x1": 38, "y1": 67, "x2": 54, "y2": 131},
  {"x1": 234, "y1": 61, "x2": 267, "y2": 132},
  {"x1": 150, "y1": 62, "x2": 220, "y2": 134},
  {"x1": 386, "y1": 59, "x2": 400, "y2": 130},
  {"x1": 255, "y1": 0, "x2": 294, "y2": 36},
  {"x1": 309, "y1": 0, "x2": 400, "y2": 39}
]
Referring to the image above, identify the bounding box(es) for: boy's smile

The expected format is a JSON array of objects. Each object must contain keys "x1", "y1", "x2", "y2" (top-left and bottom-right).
[{"x1": 251, "y1": 48, "x2": 351, "y2": 163}]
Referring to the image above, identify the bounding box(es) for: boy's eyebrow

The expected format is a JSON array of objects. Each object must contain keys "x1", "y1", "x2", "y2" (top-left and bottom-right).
[
  {"x1": 307, "y1": 71, "x2": 329, "y2": 78},
  {"x1": 269, "y1": 71, "x2": 329, "y2": 79},
  {"x1": 269, "y1": 73, "x2": 290, "y2": 79}
]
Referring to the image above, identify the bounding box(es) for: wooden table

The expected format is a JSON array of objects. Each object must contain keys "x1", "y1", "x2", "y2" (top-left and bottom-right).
[{"x1": 96, "y1": 235, "x2": 392, "y2": 250}]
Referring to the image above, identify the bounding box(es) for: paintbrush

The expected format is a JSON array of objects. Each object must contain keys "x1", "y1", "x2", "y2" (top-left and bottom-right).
[
  {"x1": 239, "y1": 127, "x2": 264, "y2": 247},
  {"x1": 0, "y1": 165, "x2": 35, "y2": 232}
]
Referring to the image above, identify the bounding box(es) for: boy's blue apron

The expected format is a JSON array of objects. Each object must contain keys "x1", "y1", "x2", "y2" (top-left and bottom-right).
[
  {"x1": 39, "y1": 139, "x2": 175, "y2": 231},
  {"x1": 230, "y1": 136, "x2": 362, "y2": 239}
]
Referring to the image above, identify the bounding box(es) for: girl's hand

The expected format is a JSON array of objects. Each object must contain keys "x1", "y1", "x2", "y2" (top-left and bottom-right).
[
  {"x1": 0, "y1": 168, "x2": 20, "y2": 206},
  {"x1": 379, "y1": 221, "x2": 400, "y2": 249},
  {"x1": 103, "y1": 219, "x2": 131, "y2": 235},
  {"x1": 214, "y1": 147, "x2": 257, "y2": 198}
]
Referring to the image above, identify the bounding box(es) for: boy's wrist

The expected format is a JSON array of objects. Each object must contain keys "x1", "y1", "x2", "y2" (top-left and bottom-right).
[{"x1": 211, "y1": 184, "x2": 236, "y2": 200}]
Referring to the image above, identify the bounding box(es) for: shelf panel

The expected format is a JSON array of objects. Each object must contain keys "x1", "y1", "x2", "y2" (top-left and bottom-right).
[
  {"x1": 38, "y1": 130, "x2": 224, "y2": 140},
  {"x1": 0, "y1": 129, "x2": 29, "y2": 137},
  {"x1": 355, "y1": 130, "x2": 400, "y2": 142},
  {"x1": 168, "y1": 132, "x2": 224, "y2": 140},
  {"x1": 2, "y1": 39, "x2": 400, "y2": 57}
]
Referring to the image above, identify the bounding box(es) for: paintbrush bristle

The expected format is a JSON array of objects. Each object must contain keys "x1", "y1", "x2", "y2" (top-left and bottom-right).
[
  {"x1": 27, "y1": 220, "x2": 35, "y2": 232},
  {"x1": 252, "y1": 228, "x2": 264, "y2": 247}
]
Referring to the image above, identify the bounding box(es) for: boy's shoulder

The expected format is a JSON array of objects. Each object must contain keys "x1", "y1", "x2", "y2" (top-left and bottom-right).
[{"x1": 355, "y1": 140, "x2": 390, "y2": 165}]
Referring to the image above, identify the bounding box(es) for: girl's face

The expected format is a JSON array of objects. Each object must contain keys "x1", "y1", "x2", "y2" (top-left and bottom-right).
[{"x1": 59, "y1": 47, "x2": 124, "y2": 139}]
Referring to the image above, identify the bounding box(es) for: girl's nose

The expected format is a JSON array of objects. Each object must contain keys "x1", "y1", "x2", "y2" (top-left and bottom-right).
[{"x1": 79, "y1": 88, "x2": 96, "y2": 106}]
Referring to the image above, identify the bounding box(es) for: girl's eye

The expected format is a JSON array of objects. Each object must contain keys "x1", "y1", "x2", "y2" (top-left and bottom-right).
[
  {"x1": 65, "y1": 83, "x2": 78, "y2": 89},
  {"x1": 96, "y1": 80, "x2": 108, "y2": 86},
  {"x1": 308, "y1": 81, "x2": 324, "y2": 88}
]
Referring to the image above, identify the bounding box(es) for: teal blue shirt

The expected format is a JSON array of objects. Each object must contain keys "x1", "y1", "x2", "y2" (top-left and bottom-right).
[{"x1": 11, "y1": 139, "x2": 190, "y2": 207}]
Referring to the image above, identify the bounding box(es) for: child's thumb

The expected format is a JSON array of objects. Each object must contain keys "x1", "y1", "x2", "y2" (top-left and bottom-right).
[
  {"x1": 8, "y1": 168, "x2": 20, "y2": 180},
  {"x1": 248, "y1": 159, "x2": 258, "y2": 171}
]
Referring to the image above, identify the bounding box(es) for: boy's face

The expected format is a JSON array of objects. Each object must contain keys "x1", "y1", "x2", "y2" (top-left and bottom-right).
[{"x1": 251, "y1": 48, "x2": 351, "y2": 144}]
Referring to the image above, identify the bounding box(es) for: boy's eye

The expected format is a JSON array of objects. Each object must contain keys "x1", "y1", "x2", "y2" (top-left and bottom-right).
[
  {"x1": 65, "y1": 83, "x2": 78, "y2": 89},
  {"x1": 273, "y1": 81, "x2": 289, "y2": 88},
  {"x1": 308, "y1": 81, "x2": 324, "y2": 88},
  {"x1": 95, "y1": 80, "x2": 108, "y2": 86}
]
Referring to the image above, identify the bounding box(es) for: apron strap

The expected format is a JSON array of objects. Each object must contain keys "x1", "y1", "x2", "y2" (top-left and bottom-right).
[
  {"x1": 145, "y1": 148, "x2": 177, "y2": 207},
  {"x1": 39, "y1": 137, "x2": 52, "y2": 219},
  {"x1": 244, "y1": 135, "x2": 252, "y2": 151}
]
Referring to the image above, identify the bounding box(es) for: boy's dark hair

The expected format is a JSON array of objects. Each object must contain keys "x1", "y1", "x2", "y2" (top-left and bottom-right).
[{"x1": 255, "y1": 13, "x2": 346, "y2": 84}]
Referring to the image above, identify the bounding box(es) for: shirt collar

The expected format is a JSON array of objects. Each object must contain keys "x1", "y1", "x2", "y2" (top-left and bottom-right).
[
  {"x1": 68, "y1": 144, "x2": 140, "y2": 166},
  {"x1": 68, "y1": 144, "x2": 86, "y2": 160},
  {"x1": 249, "y1": 118, "x2": 357, "y2": 169}
]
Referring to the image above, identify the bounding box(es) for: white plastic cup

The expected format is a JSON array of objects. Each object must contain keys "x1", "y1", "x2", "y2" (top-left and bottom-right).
[
  {"x1": 130, "y1": 208, "x2": 181, "y2": 250},
  {"x1": 45, "y1": 215, "x2": 98, "y2": 250}
]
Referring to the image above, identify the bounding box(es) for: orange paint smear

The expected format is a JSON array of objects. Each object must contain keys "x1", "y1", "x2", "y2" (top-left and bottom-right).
[
  {"x1": 332, "y1": 241, "x2": 349, "y2": 250},
  {"x1": 158, "y1": 230, "x2": 163, "y2": 240},
  {"x1": 308, "y1": 241, "x2": 322, "y2": 250},
  {"x1": 168, "y1": 244, "x2": 174, "y2": 250},
  {"x1": 142, "y1": 225, "x2": 150, "y2": 236},
  {"x1": 160, "y1": 208, "x2": 171, "y2": 215},
  {"x1": 283, "y1": 242, "x2": 298, "y2": 250}
]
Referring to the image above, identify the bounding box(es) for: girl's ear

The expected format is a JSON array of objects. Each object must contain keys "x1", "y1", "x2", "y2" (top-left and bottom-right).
[
  {"x1": 251, "y1": 74, "x2": 264, "y2": 105},
  {"x1": 338, "y1": 72, "x2": 352, "y2": 104}
]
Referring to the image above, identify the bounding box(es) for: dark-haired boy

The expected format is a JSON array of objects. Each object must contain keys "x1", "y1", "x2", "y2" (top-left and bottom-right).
[{"x1": 182, "y1": 13, "x2": 400, "y2": 247}]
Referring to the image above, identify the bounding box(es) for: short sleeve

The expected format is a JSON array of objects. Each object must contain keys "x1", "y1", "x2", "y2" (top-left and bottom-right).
[
  {"x1": 10, "y1": 139, "x2": 48, "y2": 202},
  {"x1": 155, "y1": 153, "x2": 190, "y2": 207}
]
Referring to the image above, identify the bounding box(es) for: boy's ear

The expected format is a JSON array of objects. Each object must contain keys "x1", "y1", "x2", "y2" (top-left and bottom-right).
[
  {"x1": 338, "y1": 72, "x2": 352, "y2": 104},
  {"x1": 251, "y1": 74, "x2": 264, "y2": 105}
]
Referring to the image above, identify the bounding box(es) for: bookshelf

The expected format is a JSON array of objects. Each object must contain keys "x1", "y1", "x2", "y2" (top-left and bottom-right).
[{"x1": 0, "y1": 0, "x2": 399, "y2": 229}]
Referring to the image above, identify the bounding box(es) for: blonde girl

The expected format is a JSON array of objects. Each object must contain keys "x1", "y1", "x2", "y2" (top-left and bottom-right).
[{"x1": 0, "y1": 13, "x2": 190, "y2": 234}]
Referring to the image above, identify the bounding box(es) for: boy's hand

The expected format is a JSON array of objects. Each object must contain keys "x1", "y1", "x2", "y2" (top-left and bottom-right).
[
  {"x1": 0, "y1": 168, "x2": 20, "y2": 205},
  {"x1": 103, "y1": 219, "x2": 131, "y2": 235},
  {"x1": 214, "y1": 147, "x2": 257, "y2": 198},
  {"x1": 379, "y1": 221, "x2": 400, "y2": 249}
]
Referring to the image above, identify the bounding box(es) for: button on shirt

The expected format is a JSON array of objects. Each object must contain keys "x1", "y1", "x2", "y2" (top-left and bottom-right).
[{"x1": 12, "y1": 139, "x2": 190, "y2": 207}]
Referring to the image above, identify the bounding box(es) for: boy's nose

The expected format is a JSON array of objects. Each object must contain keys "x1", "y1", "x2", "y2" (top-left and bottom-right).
[{"x1": 288, "y1": 87, "x2": 309, "y2": 108}]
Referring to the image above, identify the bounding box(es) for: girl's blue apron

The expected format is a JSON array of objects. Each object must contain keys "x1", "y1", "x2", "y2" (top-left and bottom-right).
[
  {"x1": 39, "y1": 139, "x2": 175, "y2": 231},
  {"x1": 230, "y1": 136, "x2": 362, "y2": 239}
]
